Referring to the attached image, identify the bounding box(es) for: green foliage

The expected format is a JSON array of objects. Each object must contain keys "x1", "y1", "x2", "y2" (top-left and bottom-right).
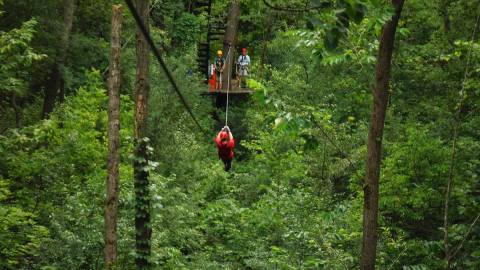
[
  {"x1": 0, "y1": 71, "x2": 135, "y2": 269},
  {"x1": 168, "y1": 12, "x2": 203, "y2": 49},
  {"x1": 0, "y1": 177, "x2": 49, "y2": 270},
  {"x1": 0, "y1": 18, "x2": 46, "y2": 95}
]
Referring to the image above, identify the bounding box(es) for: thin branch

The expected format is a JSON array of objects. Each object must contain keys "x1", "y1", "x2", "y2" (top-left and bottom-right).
[
  {"x1": 443, "y1": 4, "x2": 480, "y2": 267},
  {"x1": 312, "y1": 118, "x2": 363, "y2": 181},
  {"x1": 386, "y1": 246, "x2": 407, "y2": 270},
  {"x1": 450, "y1": 213, "x2": 480, "y2": 260}
]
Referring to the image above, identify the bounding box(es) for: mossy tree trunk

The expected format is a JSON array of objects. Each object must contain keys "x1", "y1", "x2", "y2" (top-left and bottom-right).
[{"x1": 133, "y1": 0, "x2": 152, "y2": 269}]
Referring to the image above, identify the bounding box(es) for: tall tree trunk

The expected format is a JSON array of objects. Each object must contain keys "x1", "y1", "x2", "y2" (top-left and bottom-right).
[
  {"x1": 133, "y1": 0, "x2": 152, "y2": 269},
  {"x1": 42, "y1": 0, "x2": 75, "y2": 118},
  {"x1": 361, "y1": 1, "x2": 404, "y2": 270},
  {"x1": 105, "y1": 5, "x2": 123, "y2": 270},
  {"x1": 222, "y1": 0, "x2": 240, "y2": 90}
]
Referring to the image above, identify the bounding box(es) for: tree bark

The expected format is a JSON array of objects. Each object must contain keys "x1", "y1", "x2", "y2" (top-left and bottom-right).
[
  {"x1": 42, "y1": 0, "x2": 76, "y2": 118},
  {"x1": 133, "y1": 0, "x2": 152, "y2": 269},
  {"x1": 361, "y1": 1, "x2": 404, "y2": 270},
  {"x1": 105, "y1": 5, "x2": 123, "y2": 270},
  {"x1": 222, "y1": 0, "x2": 240, "y2": 90}
]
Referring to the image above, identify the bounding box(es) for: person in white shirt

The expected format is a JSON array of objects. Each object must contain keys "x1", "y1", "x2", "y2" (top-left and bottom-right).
[{"x1": 237, "y1": 47, "x2": 250, "y2": 88}]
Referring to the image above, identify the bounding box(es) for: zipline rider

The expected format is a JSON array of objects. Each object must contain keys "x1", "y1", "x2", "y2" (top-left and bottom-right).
[{"x1": 215, "y1": 126, "x2": 235, "y2": 172}]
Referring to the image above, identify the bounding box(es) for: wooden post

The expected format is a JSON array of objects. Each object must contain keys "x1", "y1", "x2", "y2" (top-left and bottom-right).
[
  {"x1": 361, "y1": 1, "x2": 404, "y2": 269},
  {"x1": 105, "y1": 4, "x2": 123, "y2": 270},
  {"x1": 133, "y1": 0, "x2": 152, "y2": 269}
]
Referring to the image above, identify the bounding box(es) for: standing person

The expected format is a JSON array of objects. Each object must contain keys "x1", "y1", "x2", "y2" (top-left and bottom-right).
[
  {"x1": 214, "y1": 50, "x2": 225, "y2": 90},
  {"x1": 214, "y1": 126, "x2": 235, "y2": 171},
  {"x1": 237, "y1": 47, "x2": 250, "y2": 88}
]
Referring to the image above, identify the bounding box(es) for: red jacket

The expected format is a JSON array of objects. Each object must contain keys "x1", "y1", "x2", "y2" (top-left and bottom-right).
[{"x1": 215, "y1": 137, "x2": 235, "y2": 160}]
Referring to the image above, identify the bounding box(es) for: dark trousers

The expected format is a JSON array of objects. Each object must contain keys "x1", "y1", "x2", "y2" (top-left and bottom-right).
[{"x1": 222, "y1": 158, "x2": 232, "y2": 172}]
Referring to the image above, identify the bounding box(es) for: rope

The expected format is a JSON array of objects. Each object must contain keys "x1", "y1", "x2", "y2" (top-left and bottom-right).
[
  {"x1": 124, "y1": 0, "x2": 209, "y2": 137},
  {"x1": 224, "y1": 45, "x2": 232, "y2": 126}
]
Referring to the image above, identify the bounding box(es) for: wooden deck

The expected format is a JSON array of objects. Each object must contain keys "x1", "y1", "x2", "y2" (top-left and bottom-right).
[
  {"x1": 203, "y1": 78, "x2": 254, "y2": 95},
  {"x1": 203, "y1": 87, "x2": 253, "y2": 95}
]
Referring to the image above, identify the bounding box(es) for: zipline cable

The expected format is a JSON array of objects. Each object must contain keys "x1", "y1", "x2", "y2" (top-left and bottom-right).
[
  {"x1": 224, "y1": 44, "x2": 232, "y2": 126},
  {"x1": 124, "y1": 0, "x2": 209, "y2": 137}
]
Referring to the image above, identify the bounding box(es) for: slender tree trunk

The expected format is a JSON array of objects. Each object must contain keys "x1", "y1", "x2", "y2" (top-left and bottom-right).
[
  {"x1": 443, "y1": 7, "x2": 480, "y2": 269},
  {"x1": 42, "y1": 0, "x2": 75, "y2": 118},
  {"x1": 42, "y1": 67, "x2": 60, "y2": 118},
  {"x1": 105, "y1": 5, "x2": 123, "y2": 270},
  {"x1": 439, "y1": 0, "x2": 451, "y2": 33},
  {"x1": 258, "y1": 40, "x2": 268, "y2": 78},
  {"x1": 133, "y1": 0, "x2": 152, "y2": 269},
  {"x1": 10, "y1": 94, "x2": 21, "y2": 128},
  {"x1": 258, "y1": 16, "x2": 273, "y2": 79},
  {"x1": 222, "y1": 0, "x2": 240, "y2": 90},
  {"x1": 443, "y1": 123, "x2": 458, "y2": 270},
  {"x1": 57, "y1": 0, "x2": 75, "y2": 102},
  {"x1": 361, "y1": 1, "x2": 404, "y2": 270}
]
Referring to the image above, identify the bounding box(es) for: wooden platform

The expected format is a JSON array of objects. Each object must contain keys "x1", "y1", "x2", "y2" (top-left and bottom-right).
[
  {"x1": 203, "y1": 78, "x2": 253, "y2": 95},
  {"x1": 203, "y1": 87, "x2": 253, "y2": 95}
]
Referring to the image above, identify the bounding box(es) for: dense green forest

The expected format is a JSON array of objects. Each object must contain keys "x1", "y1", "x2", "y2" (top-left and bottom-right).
[{"x1": 1, "y1": 0, "x2": 479, "y2": 269}]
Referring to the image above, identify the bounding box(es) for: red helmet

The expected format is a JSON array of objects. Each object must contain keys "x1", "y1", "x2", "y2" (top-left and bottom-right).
[{"x1": 220, "y1": 131, "x2": 229, "y2": 140}]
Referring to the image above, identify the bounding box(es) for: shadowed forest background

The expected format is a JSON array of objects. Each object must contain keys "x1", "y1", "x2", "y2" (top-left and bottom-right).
[{"x1": 0, "y1": 0, "x2": 479, "y2": 269}]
